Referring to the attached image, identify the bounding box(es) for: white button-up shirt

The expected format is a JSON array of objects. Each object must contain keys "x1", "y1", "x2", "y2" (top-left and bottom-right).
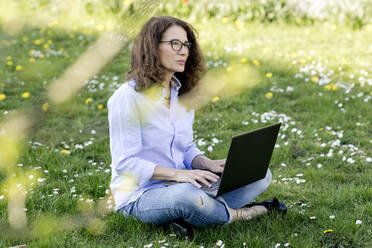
[{"x1": 108, "y1": 76, "x2": 202, "y2": 210}]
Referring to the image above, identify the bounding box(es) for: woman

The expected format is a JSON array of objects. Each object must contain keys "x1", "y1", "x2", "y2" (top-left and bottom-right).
[{"x1": 108, "y1": 16, "x2": 286, "y2": 227}]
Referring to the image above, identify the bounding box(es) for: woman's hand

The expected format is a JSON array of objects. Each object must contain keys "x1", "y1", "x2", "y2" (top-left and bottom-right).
[
  {"x1": 174, "y1": 169, "x2": 219, "y2": 188},
  {"x1": 205, "y1": 158, "x2": 226, "y2": 173},
  {"x1": 191, "y1": 155, "x2": 226, "y2": 173}
]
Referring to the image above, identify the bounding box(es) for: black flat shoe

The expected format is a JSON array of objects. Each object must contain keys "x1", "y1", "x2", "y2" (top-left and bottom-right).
[
  {"x1": 244, "y1": 198, "x2": 287, "y2": 215},
  {"x1": 162, "y1": 218, "x2": 194, "y2": 238}
]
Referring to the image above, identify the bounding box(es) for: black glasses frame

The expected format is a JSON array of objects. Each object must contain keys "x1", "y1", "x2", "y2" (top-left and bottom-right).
[{"x1": 160, "y1": 39, "x2": 192, "y2": 51}]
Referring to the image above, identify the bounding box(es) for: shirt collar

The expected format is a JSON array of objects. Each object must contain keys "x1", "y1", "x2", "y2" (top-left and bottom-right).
[{"x1": 171, "y1": 75, "x2": 182, "y2": 91}]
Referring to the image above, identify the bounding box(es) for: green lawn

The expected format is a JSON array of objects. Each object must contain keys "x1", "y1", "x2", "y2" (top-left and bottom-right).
[{"x1": 0, "y1": 20, "x2": 371, "y2": 247}]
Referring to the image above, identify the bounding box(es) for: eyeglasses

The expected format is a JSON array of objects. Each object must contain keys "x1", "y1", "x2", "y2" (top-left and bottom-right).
[{"x1": 160, "y1": 39, "x2": 192, "y2": 52}]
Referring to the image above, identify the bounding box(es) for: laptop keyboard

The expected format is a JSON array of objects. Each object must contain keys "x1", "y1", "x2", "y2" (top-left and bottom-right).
[
  {"x1": 163, "y1": 178, "x2": 221, "y2": 197},
  {"x1": 200, "y1": 178, "x2": 221, "y2": 197}
]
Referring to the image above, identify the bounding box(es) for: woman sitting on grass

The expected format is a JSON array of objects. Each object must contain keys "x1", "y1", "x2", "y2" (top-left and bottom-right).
[{"x1": 107, "y1": 16, "x2": 286, "y2": 227}]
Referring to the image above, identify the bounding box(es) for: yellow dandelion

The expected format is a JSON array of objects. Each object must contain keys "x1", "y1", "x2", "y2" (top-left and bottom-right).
[
  {"x1": 366, "y1": 23, "x2": 372, "y2": 32},
  {"x1": 22, "y1": 36, "x2": 28, "y2": 42},
  {"x1": 213, "y1": 55, "x2": 219, "y2": 60},
  {"x1": 300, "y1": 59, "x2": 306, "y2": 64},
  {"x1": 61, "y1": 149, "x2": 70, "y2": 155},
  {"x1": 0, "y1": 94, "x2": 6, "y2": 100},
  {"x1": 33, "y1": 39, "x2": 41, "y2": 45},
  {"x1": 6, "y1": 61, "x2": 13, "y2": 66},
  {"x1": 365, "y1": 23, "x2": 372, "y2": 32},
  {"x1": 311, "y1": 76, "x2": 318, "y2": 83},
  {"x1": 369, "y1": 91, "x2": 372, "y2": 96},
  {"x1": 327, "y1": 131, "x2": 332, "y2": 135},
  {"x1": 212, "y1": 96, "x2": 220, "y2": 103},
  {"x1": 323, "y1": 229, "x2": 333, "y2": 234},
  {"x1": 253, "y1": 60, "x2": 260, "y2": 66},
  {"x1": 240, "y1": 58, "x2": 247, "y2": 63},
  {"x1": 6, "y1": 56, "x2": 12, "y2": 60},
  {"x1": 332, "y1": 85, "x2": 338, "y2": 91},
  {"x1": 83, "y1": 29, "x2": 93, "y2": 35},
  {"x1": 234, "y1": 19, "x2": 243, "y2": 29},
  {"x1": 97, "y1": 25, "x2": 105, "y2": 31},
  {"x1": 226, "y1": 66, "x2": 233, "y2": 72},
  {"x1": 16, "y1": 65, "x2": 23, "y2": 71},
  {"x1": 42, "y1": 103, "x2": 49, "y2": 112},
  {"x1": 29, "y1": 58, "x2": 35, "y2": 63},
  {"x1": 324, "y1": 85, "x2": 331, "y2": 90},
  {"x1": 22, "y1": 92, "x2": 30, "y2": 98},
  {"x1": 43, "y1": 44, "x2": 49, "y2": 49},
  {"x1": 69, "y1": 33, "x2": 75, "y2": 38},
  {"x1": 85, "y1": 98, "x2": 93, "y2": 104},
  {"x1": 265, "y1": 92, "x2": 273, "y2": 99},
  {"x1": 319, "y1": 128, "x2": 323, "y2": 131},
  {"x1": 40, "y1": 53, "x2": 45, "y2": 58},
  {"x1": 97, "y1": 104, "x2": 103, "y2": 110},
  {"x1": 266, "y1": 72, "x2": 273, "y2": 78},
  {"x1": 222, "y1": 17, "x2": 229, "y2": 24},
  {"x1": 29, "y1": 49, "x2": 35, "y2": 55},
  {"x1": 47, "y1": 40, "x2": 53, "y2": 44},
  {"x1": 65, "y1": 54, "x2": 70, "y2": 59},
  {"x1": 48, "y1": 20, "x2": 59, "y2": 27}
]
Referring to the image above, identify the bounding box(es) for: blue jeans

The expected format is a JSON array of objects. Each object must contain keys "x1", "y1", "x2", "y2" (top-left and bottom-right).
[{"x1": 119, "y1": 169, "x2": 272, "y2": 226}]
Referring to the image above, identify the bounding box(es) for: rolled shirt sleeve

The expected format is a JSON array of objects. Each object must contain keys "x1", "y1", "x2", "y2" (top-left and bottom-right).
[{"x1": 108, "y1": 86, "x2": 157, "y2": 187}]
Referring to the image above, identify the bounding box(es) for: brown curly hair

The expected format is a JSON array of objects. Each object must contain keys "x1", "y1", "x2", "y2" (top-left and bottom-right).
[{"x1": 125, "y1": 16, "x2": 206, "y2": 96}]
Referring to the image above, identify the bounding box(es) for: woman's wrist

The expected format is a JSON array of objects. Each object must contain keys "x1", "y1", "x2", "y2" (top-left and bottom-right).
[
  {"x1": 191, "y1": 155, "x2": 210, "y2": 170},
  {"x1": 151, "y1": 165, "x2": 178, "y2": 181}
]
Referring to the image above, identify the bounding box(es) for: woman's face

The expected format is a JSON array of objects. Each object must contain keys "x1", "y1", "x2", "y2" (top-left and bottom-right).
[{"x1": 158, "y1": 25, "x2": 189, "y2": 75}]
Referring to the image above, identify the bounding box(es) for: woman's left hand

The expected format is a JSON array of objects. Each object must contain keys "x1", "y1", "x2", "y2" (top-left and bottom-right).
[
  {"x1": 205, "y1": 158, "x2": 226, "y2": 173},
  {"x1": 192, "y1": 155, "x2": 226, "y2": 173}
]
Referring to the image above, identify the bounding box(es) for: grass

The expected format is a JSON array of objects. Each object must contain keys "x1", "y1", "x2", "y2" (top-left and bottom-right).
[{"x1": 0, "y1": 19, "x2": 372, "y2": 247}]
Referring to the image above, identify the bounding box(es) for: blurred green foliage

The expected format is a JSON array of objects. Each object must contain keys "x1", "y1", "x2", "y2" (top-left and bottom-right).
[
  {"x1": 1, "y1": 0, "x2": 372, "y2": 32},
  {"x1": 111, "y1": 0, "x2": 372, "y2": 29},
  {"x1": 158, "y1": 0, "x2": 372, "y2": 29}
]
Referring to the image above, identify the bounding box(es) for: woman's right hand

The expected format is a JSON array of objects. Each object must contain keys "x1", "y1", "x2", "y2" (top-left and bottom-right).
[{"x1": 174, "y1": 169, "x2": 219, "y2": 188}]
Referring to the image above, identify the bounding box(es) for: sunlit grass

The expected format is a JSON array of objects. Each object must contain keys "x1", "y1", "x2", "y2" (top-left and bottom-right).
[{"x1": 0, "y1": 11, "x2": 372, "y2": 248}]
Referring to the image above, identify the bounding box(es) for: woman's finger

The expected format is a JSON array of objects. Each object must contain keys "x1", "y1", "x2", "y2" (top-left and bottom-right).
[
  {"x1": 204, "y1": 170, "x2": 220, "y2": 179},
  {"x1": 197, "y1": 177, "x2": 212, "y2": 188},
  {"x1": 203, "y1": 173, "x2": 218, "y2": 182},
  {"x1": 191, "y1": 179, "x2": 202, "y2": 188},
  {"x1": 218, "y1": 159, "x2": 226, "y2": 166},
  {"x1": 205, "y1": 170, "x2": 220, "y2": 177}
]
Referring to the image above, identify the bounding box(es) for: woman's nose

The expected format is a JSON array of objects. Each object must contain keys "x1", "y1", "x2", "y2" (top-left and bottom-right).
[{"x1": 178, "y1": 45, "x2": 189, "y2": 55}]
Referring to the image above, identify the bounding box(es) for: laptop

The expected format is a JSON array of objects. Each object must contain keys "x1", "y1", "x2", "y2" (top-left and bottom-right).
[{"x1": 197, "y1": 122, "x2": 281, "y2": 197}]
